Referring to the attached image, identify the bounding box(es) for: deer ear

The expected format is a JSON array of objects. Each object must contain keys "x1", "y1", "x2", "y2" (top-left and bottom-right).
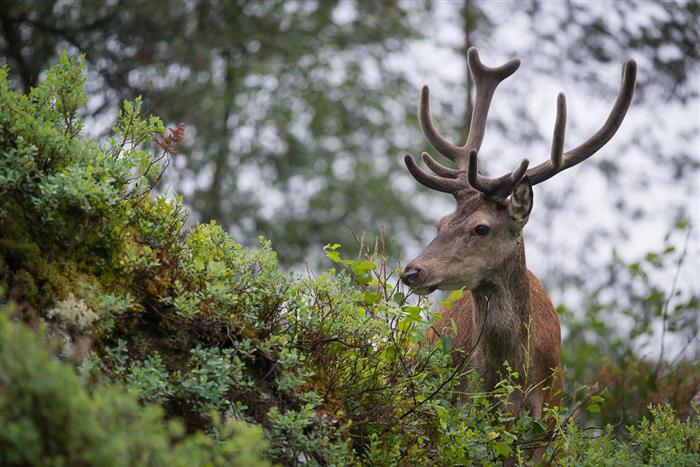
[{"x1": 507, "y1": 177, "x2": 533, "y2": 230}]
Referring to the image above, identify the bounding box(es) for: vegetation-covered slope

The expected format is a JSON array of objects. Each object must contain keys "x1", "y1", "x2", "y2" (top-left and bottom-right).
[{"x1": 0, "y1": 55, "x2": 698, "y2": 466}]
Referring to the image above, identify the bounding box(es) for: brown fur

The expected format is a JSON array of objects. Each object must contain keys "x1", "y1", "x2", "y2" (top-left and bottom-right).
[
  {"x1": 427, "y1": 269, "x2": 561, "y2": 414},
  {"x1": 404, "y1": 183, "x2": 562, "y2": 417}
]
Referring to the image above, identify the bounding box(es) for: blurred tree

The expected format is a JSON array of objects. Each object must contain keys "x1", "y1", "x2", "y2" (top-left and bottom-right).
[
  {"x1": 523, "y1": 0, "x2": 700, "y2": 102},
  {"x1": 560, "y1": 222, "x2": 700, "y2": 429},
  {"x1": 0, "y1": 0, "x2": 436, "y2": 264}
]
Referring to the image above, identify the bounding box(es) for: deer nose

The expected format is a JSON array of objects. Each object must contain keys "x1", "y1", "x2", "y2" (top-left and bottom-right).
[{"x1": 401, "y1": 267, "x2": 422, "y2": 286}]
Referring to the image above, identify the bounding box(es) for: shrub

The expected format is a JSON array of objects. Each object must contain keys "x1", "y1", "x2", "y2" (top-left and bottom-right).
[{"x1": 0, "y1": 302, "x2": 271, "y2": 467}]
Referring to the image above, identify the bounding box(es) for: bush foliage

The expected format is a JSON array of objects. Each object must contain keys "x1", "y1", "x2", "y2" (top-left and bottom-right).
[{"x1": 1, "y1": 55, "x2": 698, "y2": 466}]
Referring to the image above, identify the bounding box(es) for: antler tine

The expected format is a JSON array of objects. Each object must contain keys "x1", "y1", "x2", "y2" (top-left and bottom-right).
[
  {"x1": 467, "y1": 150, "x2": 530, "y2": 197},
  {"x1": 463, "y1": 48, "x2": 520, "y2": 158},
  {"x1": 404, "y1": 154, "x2": 465, "y2": 194},
  {"x1": 419, "y1": 48, "x2": 520, "y2": 171},
  {"x1": 527, "y1": 59, "x2": 637, "y2": 186},
  {"x1": 419, "y1": 86, "x2": 464, "y2": 164},
  {"x1": 550, "y1": 92, "x2": 567, "y2": 171},
  {"x1": 421, "y1": 152, "x2": 463, "y2": 179}
]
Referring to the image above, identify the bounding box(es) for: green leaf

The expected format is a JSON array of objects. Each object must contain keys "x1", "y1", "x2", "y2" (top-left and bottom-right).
[
  {"x1": 440, "y1": 334, "x2": 452, "y2": 354},
  {"x1": 355, "y1": 273, "x2": 373, "y2": 285},
  {"x1": 392, "y1": 292, "x2": 405, "y2": 304},
  {"x1": 363, "y1": 292, "x2": 381, "y2": 305},
  {"x1": 325, "y1": 250, "x2": 341, "y2": 263},
  {"x1": 532, "y1": 421, "x2": 547, "y2": 434},
  {"x1": 492, "y1": 442, "x2": 511, "y2": 457},
  {"x1": 586, "y1": 403, "x2": 601, "y2": 413},
  {"x1": 402, "y1": 305, "x2": 422, "y2": 321}
]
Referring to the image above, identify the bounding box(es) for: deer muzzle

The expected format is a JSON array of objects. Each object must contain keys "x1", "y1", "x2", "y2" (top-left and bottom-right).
[{"x1": 400, "y1": 264, "x2": 438, "y2": 295}]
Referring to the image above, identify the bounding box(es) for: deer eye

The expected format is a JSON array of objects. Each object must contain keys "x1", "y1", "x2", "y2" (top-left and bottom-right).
[{"x1": 474, "y1": 224, "x2": 490, "y2": 236}]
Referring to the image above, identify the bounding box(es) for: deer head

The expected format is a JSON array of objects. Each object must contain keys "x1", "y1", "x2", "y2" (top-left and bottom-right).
[{"x1": 401, "y1": 48, "x2": 636, "y2": 294}]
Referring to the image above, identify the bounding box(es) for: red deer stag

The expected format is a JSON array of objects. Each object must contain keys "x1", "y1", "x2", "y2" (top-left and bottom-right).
[{"x1": 400, "y1": 48, "x2": 636, "y2": 419}]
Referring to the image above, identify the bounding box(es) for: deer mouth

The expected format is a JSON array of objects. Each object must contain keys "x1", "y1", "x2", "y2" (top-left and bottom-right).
[{"x1": 411, "y1": 284, "x2": 439, "y2": 296}]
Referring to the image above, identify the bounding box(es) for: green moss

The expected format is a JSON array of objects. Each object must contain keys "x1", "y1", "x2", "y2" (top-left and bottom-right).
[
  {"x1": 0, "y1": 240, "x2": 83, "y2": 310},
  {"x1": 0, "y1": 238, "x2": 41, "y2": 267},
  {"x1": 0, "y1": 255, "x2": 7, "y2": 286},
  {"x1": 36, "y1": 263, "x2": 72, "y2": 308},
  {"x1": 9, "y1": 270, "x2": 38, "y2": 305},
  {"x1": 0, "y1": 200, "x2": 33, "y2": 242}
]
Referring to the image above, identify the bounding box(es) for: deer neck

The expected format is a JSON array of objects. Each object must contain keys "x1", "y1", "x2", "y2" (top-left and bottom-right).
[{"x1": 471, "y1": 238, "x2": 531, "y2": 387}]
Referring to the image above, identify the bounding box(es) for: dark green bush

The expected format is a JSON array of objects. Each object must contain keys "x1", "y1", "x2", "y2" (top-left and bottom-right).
[
  {"x1": 1, "y1": 53, "x2": 698, "y2": 466},
  {"x1": 0, "y1": 302, "x2": 270, "y2": 466}
]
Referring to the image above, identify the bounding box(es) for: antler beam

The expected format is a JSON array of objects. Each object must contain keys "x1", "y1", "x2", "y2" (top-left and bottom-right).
[
  {"x1": 467, "y1": 150, "x2": 530, "y2": 198},
  {"x1": 463, "y1": 48, "x2": 521, "y2": 161}
]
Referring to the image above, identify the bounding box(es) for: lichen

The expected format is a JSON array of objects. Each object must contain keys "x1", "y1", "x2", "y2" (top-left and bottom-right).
[{"x1": 46, "y1": 294, "x2": 99, "y2": 333}]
